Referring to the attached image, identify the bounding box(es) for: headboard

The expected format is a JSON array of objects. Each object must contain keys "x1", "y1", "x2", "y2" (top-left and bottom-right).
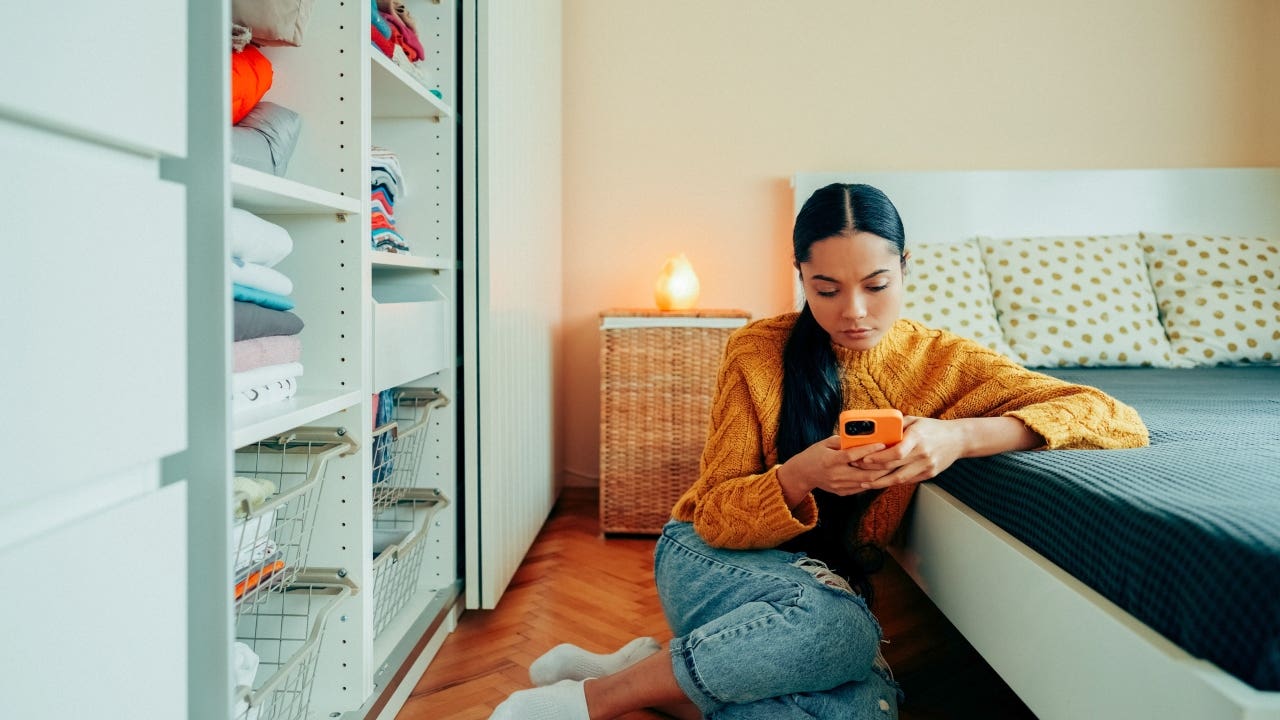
[
  {"x1": 790, "y1": 167, "x2": 1280, "y2": 308},
  {"x1": 792, "y1": 168, "x2": 1280, "y2": 243}
]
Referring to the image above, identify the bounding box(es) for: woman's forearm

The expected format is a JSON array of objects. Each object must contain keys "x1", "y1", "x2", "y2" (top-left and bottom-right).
[{"x1": 958, "y1": 416, "x2": 1044, "y2": 458}]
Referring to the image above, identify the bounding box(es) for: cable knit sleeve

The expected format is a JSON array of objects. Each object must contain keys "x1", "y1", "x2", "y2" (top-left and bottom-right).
[
  {"x1": 906, "y1": 330, "x2": 1150, "y2": 449},
  {"x1": 669, "y1": 325, "x2": 818, "y2": 549}
]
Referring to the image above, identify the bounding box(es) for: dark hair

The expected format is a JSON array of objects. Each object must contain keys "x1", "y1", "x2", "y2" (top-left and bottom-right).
[{"x1": 778, "y1": 183, "x2": 906, "y2": 602}]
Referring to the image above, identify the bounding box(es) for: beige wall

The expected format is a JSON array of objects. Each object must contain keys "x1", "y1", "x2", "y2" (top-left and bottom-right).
[{"x1": 559, "y1": 0, "x2": 1280, "y2": 486}]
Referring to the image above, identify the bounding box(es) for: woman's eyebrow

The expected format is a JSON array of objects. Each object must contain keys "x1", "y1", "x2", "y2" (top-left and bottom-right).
[{"x1": 813, "y1": 269, "x2": 890, "y2": 284}]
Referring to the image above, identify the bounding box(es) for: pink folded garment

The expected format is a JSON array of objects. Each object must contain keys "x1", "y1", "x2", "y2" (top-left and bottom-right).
[{"x1": 233, "y1": 335, "x2": 303, "y2": 373}]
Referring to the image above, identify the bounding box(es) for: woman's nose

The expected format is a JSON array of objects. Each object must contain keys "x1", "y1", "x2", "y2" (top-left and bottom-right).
[{"x1": 843, "y1": 293, "x2": 868, "y2": 319}]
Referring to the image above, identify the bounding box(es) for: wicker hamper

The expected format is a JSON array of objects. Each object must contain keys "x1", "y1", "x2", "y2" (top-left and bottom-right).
[{"x1": 598, "y1": 309, "x2": 751, "y2": 534}]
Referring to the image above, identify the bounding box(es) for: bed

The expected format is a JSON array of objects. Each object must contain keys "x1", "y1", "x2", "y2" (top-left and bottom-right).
[{"x1": 791, "y1": 168, "x2": 1280, "y2": 720}]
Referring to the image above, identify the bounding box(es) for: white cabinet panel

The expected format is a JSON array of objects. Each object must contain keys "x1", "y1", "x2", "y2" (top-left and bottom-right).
[
  {"x1": 0, "y1": 1, "x2": 185, "y2": 156},
  {"x1": 0, "y1": 120, "x2": 187, "y2": 509},
  {"x1": 0, "y1": 481, "x2": 187, "y2": 720}
]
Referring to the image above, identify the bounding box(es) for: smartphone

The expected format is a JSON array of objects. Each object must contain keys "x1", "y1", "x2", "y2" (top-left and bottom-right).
[{"x1": 839, "y1": 409, "x2": 903, "y2": 449}]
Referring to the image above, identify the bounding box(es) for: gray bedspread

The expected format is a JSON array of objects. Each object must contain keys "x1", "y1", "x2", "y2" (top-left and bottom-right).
[{"x1": 933, "y1": 367, "x2": 1280, "y2": 691}]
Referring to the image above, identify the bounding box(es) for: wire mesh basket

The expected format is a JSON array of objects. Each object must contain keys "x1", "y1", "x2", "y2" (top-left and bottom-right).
[
  {"x1": 234, "y1": 571, "x2": 356, "y2": 720},
  {"x1": 371, "y1": 387, "x2": 448, "y2": 512},
  {"x1": 233, "y1": 427, "x2": 358, "y2": 618},
  {"x1": 371, "y1": 488, "x2": 450, "y2": 639}
]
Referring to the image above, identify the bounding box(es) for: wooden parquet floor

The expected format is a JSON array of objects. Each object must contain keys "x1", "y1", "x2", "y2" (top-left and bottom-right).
[{"x1": 397, "y1": 488, "x2": 1036, "y2": 720}]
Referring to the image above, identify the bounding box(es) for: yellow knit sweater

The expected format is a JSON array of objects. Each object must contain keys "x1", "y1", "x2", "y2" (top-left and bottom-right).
[{"x1": 671, "y1": 313, "x2": 1149, "y2": 549}]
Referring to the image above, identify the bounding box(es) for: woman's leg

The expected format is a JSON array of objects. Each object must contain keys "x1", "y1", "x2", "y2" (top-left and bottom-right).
[{"x1": 653, "y1": 520, "x2": 886, "y2": 717}]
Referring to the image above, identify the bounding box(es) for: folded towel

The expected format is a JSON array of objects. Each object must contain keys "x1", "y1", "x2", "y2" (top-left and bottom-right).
[
  {"x1": 230, "y1": 257, "x2": 294, "y2": 296},
  {"x1": 233, "y1": 283, "x2": 296, "y2": 312},
  {"x1": 233, "y1": 335, "x2": 303, "y2": 373},
  {"x1": 234, "y1": 301, "x2": 303, "y2": 342},
  {"x1": 234, "y1": 362, "x2": 304, "y2": 394},
  {"x1": 234, "y1": 377, "x2": 300, "y2": 412},
  {"x1": 229, "y1": 208, "x2": 293, "y2": 267}
]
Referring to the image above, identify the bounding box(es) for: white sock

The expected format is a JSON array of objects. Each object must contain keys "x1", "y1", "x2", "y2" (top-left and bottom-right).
[
  {"x1": 529, "y1": 636, "x2": 661, "y2": 686},
  {"x1": 489, "y1": 679, "x2": 589, "y2": 720}
]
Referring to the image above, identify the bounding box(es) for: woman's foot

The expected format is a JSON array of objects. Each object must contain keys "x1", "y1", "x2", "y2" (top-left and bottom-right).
[
  {"x1": 529, "y1": 636, "x2": 661, "y2": 686},
  {"x1": 489, "y1": 679, "x2": 589, "y2": 720}
]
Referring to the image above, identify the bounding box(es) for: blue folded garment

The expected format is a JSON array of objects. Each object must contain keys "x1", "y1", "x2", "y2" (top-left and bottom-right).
[
  {"x1": 371, "y1": 0, "x2": 392, "y2": 38},
  {"x1": 233, "y1": 283, "x2": 296, "y2": 312}
]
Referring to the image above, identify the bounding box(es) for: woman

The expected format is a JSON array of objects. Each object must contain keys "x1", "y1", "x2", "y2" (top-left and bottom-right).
[{"x1": 492, "y1": 183, "x2": 1148, "y2": 719}]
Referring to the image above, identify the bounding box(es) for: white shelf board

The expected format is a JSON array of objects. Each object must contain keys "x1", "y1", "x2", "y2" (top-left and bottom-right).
[
  {"x1": 232, "y1": 389, "x2": 363, "y2": 448},
  {"x1": 371, "y1": 252, "x2": 453, "y2": 272},
  {"x1": 370, "y1": 52, "x2": 455, "y2": 120},
  {"x1": 231, "y1": 165, "x2": 363, "y2": 215}
]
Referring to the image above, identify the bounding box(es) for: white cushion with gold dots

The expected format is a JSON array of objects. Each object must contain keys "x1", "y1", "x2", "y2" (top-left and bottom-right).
[
  {"x1": 1139, "y1": 232, "x2": 1280, "y2": 365},
  {"x1": 978, "y1": 234, "x2": 1178, "y2": 367},
  {"x1": 902, "y1": 239, "x2": 1017, "y2": 359}
]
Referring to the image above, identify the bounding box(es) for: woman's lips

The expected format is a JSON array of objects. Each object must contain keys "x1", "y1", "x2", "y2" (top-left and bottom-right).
[{"x1": 842, "y1": 328, "x2": 874, "y2": 338}]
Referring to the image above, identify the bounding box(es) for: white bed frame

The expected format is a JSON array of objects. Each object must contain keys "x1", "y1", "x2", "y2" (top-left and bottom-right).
[{"x1": 792, "y1": 168, "x2": 1280, "y2": 720}]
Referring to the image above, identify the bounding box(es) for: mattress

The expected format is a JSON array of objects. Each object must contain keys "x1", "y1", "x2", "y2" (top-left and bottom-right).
[{"x1": 932, "y1": 367, "x2": 1280, "y2": 691}]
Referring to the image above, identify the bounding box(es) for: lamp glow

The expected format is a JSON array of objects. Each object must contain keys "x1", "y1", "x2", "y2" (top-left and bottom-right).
[{"x1": 654, "y1": 253, "x2": 700, "y2": 310}]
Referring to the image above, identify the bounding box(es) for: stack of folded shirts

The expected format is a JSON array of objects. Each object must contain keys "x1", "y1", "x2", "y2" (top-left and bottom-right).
[
  {"x1": 230, "y1": 208, "x2": 305, "y2": 411},
  {"x1": 371, "y1": 146, "x2": 410, "y2": 253}
]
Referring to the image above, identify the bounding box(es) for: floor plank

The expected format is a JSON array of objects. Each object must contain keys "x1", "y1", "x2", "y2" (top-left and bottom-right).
[{"x1": 398, "y1": 488, "x2": 1037, "y2": 719}]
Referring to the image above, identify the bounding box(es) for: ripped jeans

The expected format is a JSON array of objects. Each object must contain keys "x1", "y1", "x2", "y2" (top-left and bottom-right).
[{"x1": 654, "y1": 520, "x2": 901, "y2": 719}]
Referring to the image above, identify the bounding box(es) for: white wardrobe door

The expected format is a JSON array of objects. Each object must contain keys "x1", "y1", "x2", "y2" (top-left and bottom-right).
[
  {"x1": 0, "y1": 480, "x2": 188, "y2": 719},
  {"x1": 0, "y1": 119, "x2": 188, "y2": 510},
  {"x1": 0, "y1": 1, "x2": 185, "y2": 156}
]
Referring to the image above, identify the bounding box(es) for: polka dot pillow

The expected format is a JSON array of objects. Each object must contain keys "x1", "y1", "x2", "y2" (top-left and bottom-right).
[
  {"x1": 978, "y1": 234, "x2": 1178, "y2": 367},
  {"x1": 1139, "y1": 232, "x2": 1279, "y2": 365},
  {"x1": 902, "y1": 239, "x2": 1017, "y2": 359}
]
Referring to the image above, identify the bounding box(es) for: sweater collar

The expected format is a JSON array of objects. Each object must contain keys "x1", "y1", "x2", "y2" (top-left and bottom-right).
[{"x1": 829, "y1": 319, "x2": 906, "y2": 368}]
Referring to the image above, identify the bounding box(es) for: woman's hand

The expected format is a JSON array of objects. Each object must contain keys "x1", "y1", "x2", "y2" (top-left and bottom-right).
[
  {"x1": 853, "y1": 416, "x2": 967, "y2": 491},
  {"x1": 855, "y1": 415, "x2": 1043, "y2": 491},
  {"x1": 776, "y1": 435, "x2": 891, "y2": 508}
]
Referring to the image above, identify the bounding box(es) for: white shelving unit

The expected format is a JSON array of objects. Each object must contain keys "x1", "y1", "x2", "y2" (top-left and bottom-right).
[{"x1": 178, "y1": 1, "x2": 463, "y2": 717}]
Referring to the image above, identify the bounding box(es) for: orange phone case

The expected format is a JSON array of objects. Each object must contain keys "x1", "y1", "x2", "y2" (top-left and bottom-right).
[{"x1": 838, "y1": 409, "x2": 903, "y2": 449}]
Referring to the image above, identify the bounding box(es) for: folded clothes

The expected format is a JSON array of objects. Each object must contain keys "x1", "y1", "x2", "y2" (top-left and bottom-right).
[
  {"x1": 232, "y1": 641, "x2": 261, "y2": 720},
  {"x1": 235, "y1": 559, "x2": 286, "y2": 600},
  {"x1": 232, "y1": 515, "x2": 278, "y2": 574},
  {"x1": 372, "y1": 227, "x2": 410, "y2": 253},
  {"x1": 233, "y1": 335, "x2": 303, "y2": 373},
  {"x1": 229, "y1": 207, "x2": 293, "y2": 267},
  {"x1": 234, "y1": 283, "x2": 295, "y2": 312},
  {"x1": 370, "y1": 0, "x2": 392, "y2": 39},
  {"x1": 230, "y1": 257, "x2": 294, "y2": 296},
  {"x1": 234, "y1": 301, "x2": 304, "y2": 341},
  {"x1": 234, "y1": 362, "x2": 304, "y2": 394},
  {"x1": 232, "y1": 476, "x2": 278, "y2": 518},
  {"x1": 380, "y1": 8, "x2": 423, "y2": 62},
  {"x1": 231, "y1": 45, "x2": 273, "y2": 125},
  {"x1": 234, "y1": 377, "x2": 299, "y2": 412},
  {"x1": 370, "y1": 168, "x2": 402, "y2": 199},
  {"x1": 371, "y1": 213, "x2": 396, "y2": 232},
  {"x1": 232, "y1": 101, "x2": 303, "y2": 177},
  {"x1": 371, "y1": 22, "x2": 396, "y2": 57}
]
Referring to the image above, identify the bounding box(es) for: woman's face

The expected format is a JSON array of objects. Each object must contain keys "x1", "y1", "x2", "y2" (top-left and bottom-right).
[{"x1": 798, "y1": 232, "x2": 905, "y2": 351}]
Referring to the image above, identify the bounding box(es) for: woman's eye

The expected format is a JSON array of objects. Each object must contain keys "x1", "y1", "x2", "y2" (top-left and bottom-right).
[
  {"x1": 816, "y1": 289, "x2": 838, "y2": 298},
  {"x1": 868, "y1": 284, "x2": 890, "y2": 293}
]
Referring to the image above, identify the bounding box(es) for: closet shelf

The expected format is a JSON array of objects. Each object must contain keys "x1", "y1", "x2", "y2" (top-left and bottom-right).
[
  {"x1": 371, "y1": 252, "x2": 454, "y2": 272},
  {"x1": 370, "y1": 53, "x2": 455, "y2": 120},
  {"x1": 233, "y1": 389, "x2": 363, "y2": 448},
  {"x1": 231, "y1": 164, "x2": 363, "y2": 216}
]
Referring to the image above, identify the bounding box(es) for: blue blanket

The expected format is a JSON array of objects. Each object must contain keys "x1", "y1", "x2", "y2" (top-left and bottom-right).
[{"x1": 933, "y1": 367, "x2": 1280, "y2": 691}]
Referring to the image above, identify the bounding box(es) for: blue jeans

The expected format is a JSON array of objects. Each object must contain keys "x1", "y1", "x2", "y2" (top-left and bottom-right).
[{"x1": 654, "y1": 520, "x2": 901, "y2": 719}]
